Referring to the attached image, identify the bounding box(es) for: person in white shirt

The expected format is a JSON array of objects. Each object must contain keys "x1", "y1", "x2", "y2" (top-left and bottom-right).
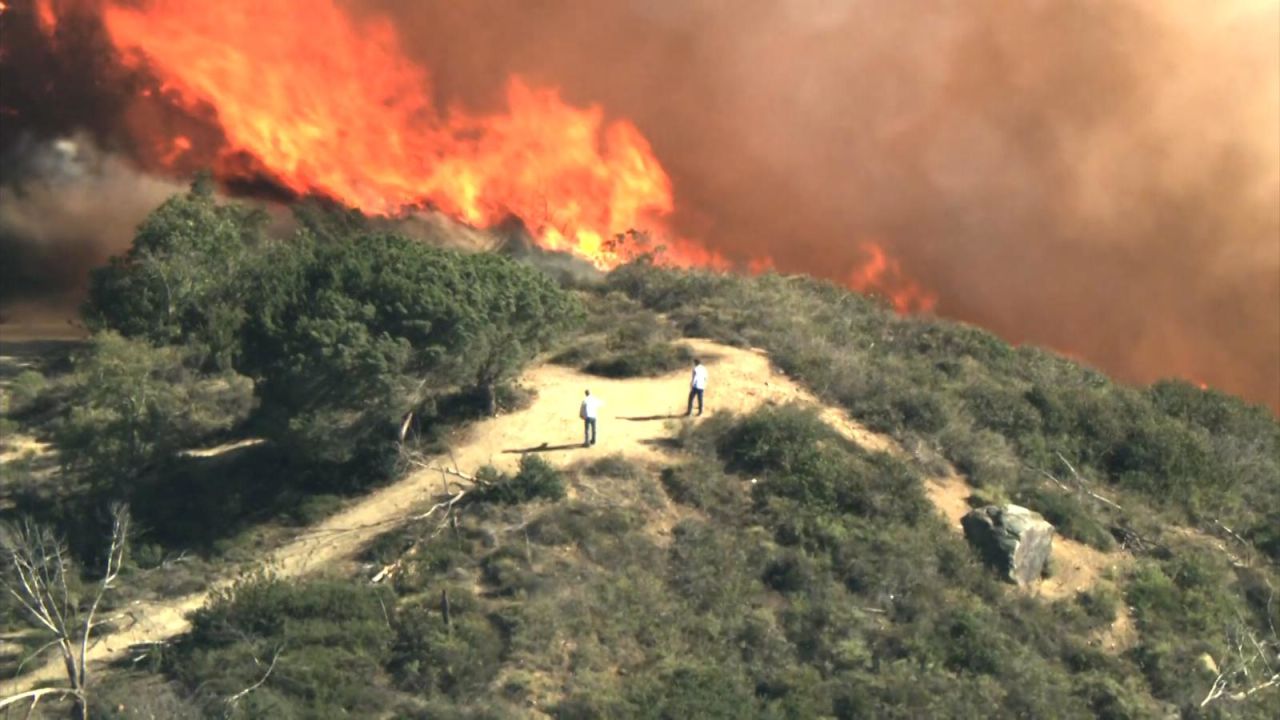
[
  {"x1": 580, "y1": 389, "x2": 603, "y2": 446},
  {"x1": 687, "y1": 358, "x2": 708, "y2": 416}
]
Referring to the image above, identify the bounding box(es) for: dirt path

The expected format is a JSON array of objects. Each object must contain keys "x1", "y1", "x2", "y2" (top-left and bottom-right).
[
  {"x1": 3, "y1": 336, "x2": 1129, "y2": 695},
  {"x1": 3, "y1": 339, "x2": 897, "y2": 694}
]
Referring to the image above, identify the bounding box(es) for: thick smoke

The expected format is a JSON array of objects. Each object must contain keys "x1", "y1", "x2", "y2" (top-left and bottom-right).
[
  {"x1": 368, "y1": 0, "x2": 1280, "y2": 410},
  {"x1": 0, "y1": 135, "x2": 185, "y2": 316},
  {"x1": 1, "y1": 0, "x2": 1277, "y2": 410}
]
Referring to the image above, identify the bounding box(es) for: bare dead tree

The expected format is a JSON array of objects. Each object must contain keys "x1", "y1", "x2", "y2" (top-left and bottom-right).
[
  {"x1": 1029, "y1": 451, "x2": 1124, "y2": 512},
  {"x1": 369, "y1": 445, "x2": 490, "y2": 585},
  {"x1": 1201, "y1": 583, "x2": 1280, "y2": 708},
  {"x1": 0, "y1": 504, "x2": 130, "y2": 720}
]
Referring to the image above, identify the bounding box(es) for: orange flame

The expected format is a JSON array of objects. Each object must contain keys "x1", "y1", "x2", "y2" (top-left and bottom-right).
[
  {"x1": 847, "y1": 242, "x2": 938, "y2": 314},
  {"x1": 99, "y1": 0, "x2": 710, "y2": 269},
  {"x1": 158, "y1": 134, "x2": 191, "y2": 166},
  {"x1": 35, "y1": 0, "x2": 58, "y2": 34},
  {"x1": 95, "y1": 0, "x2": 932, "y2": 306}
]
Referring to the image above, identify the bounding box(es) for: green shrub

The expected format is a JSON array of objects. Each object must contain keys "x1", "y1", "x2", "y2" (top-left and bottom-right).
[
  {"x1": 583, "y1": 453, "x2": 645, "y2": 480},
  {"x1": 762, "y1": 549, "x2": 819, "y2": 594},
  {"x1": 1127, "y1": 550, "x2": 1239, "y2": 641},
  {"x1": 621, "y1": 662, "x2": 761, "y2": 719},
  {"x1": 0, "y1": 417, "x2": 20, "y2": 443},
  {"x1": 171, "y1": 575, "x2": 394, "y2": 717},
  {"x1": 717, "y1": 403, "x2": 843, "y2": 476},
  {"x1": 551, "y1": 338, "x2": 609, "y2": 367},
  {"x1": 1248, "y1": 511, "x2": 1280, "y2": 562},
  {"x1": 528, "y1": 502, "x2": 645, "y2": 548},
  {"x1": 54, "y1": 332, "x2": 255, "y2": 489},
  {"x1": 1013, "y1": 486, "x2": 1115, "y2": 551},
  {"x1": 5, "y1": 369, "x2": 46, "y2": 414},
  {"x1": 668, "y1": 521, "x2": 765, "y2": 620},
  {"x1": 1104, "y1": 416, "x2": 1217, "y2": 506},
  {"x1": 480, "y1": 545, "x2": 542, "y2": 597},
  {"x1": 939, "y1": 422, "x2": 1019, "y2": 488},
  {"x1": 1078, "y1": 584, "x2": 1120, "y2": 624},
  {"x1": 584, "y1": 342, "x2": 695, "y2": 378},
  {"x1": 659, "y1": 460, "x2": 748, "y2": 521},
  {"x1": 962, "y1": 377, "x2": 1042, "y2": 442},
  {"x1": 966, "y1": 486, "x2": 1009, "y2": 508},
  {"x1": 470, "y1": 455, "x2": 566, "y2": 505},
  {"x1": 391, "y1": 594, "x2": 505, "y2": 696}
]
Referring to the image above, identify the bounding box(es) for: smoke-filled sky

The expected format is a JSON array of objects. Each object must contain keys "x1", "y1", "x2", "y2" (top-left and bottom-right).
[{"x1": 2, "y1": 0, "x2": 1278, "y2": 410}]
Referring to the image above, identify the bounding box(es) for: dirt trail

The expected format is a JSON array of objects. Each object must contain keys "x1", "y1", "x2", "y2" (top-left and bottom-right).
[
  {"x1": 2, "y1": 337, "x2": 1127, "y2": 695},
  {"x1": 3, "y1": 339, "x2": 896, "y2": 694}
]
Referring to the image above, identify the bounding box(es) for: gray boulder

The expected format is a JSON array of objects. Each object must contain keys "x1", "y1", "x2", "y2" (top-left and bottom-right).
[{"x1": 962, "y1": 504, "x2": 1055, "y2": 585}]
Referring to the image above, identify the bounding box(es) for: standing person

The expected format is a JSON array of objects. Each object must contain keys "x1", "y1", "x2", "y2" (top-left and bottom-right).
[
  {"x1": 687, "y1": 358, "x2": 708, "y2": 416},
  {"x1": 580, "y1": 389, "x2": 602, "y2": 447}
]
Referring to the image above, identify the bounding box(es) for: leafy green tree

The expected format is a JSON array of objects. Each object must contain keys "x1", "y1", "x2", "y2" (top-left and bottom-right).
[
  {"x1": 239, "y1": 233, "x2": 471, "y2": 466},
  {"x1": 241, "y1": 233, "x2": 581, "y2": 466},
  {"x1": 54, "y1": 332, "x2": 254, "y2": 489},
  {"x1": 83, "y1": 178, "x2": 266, "y2": 368},
  {"x1": 452, "y1": 252, "x2": 584, "y2": 415}
]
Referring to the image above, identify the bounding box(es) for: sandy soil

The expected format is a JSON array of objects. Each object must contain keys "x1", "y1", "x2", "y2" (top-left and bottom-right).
[
  {"x1": 2, "y1": 338, "x2": 899, "y2": 693},
  {"x1": 2, "y1": 336, "x2": 1136, "y2": 695}
]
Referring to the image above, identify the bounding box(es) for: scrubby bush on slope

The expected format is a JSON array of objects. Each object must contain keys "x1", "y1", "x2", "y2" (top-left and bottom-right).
[{"x1": 607, "y1": 261, "x2": 1280, "y2": 556}]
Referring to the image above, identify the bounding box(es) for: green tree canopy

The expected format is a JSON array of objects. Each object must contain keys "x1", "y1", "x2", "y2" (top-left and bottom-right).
[
  {"x1": 83, "y1": 179, "x2": 266, "y2": 368},
  {"x1": 451, "y1": 252, "x2": 584, "y2": 415},
  {"x1": 240, "y1": 232, "x2": 582, "y2": 465}
]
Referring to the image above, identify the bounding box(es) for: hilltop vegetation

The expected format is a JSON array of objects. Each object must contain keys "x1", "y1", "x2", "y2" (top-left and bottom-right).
[
  {"x1": 607, "y1": 261, "x2": 1280, "y2": 556},
  {"x1": 1, "y1": 188, "x2": 1278, "y2": 718}
]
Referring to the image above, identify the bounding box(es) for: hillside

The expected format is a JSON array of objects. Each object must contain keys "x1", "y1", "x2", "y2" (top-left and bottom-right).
[{"x1": 1, "y1": 188, "x2": 1278, "y2": 719}]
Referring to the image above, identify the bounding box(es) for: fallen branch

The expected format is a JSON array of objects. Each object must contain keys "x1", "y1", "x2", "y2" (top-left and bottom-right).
[
  {"x1": 1212, "y1": 520, "x2": 1249, "y2": 546},
  {"x1": 1200, "y1": 596, "x2": 1280, "y2": 708},
  {"x1": 370, "y1": 470, "x2": 480, "y2": 584},
  {"x1": 127, "y1": 641, "x2": 170, "y2": 665},
  {"x1": 0, "y1": 687, "x2": 80, "y2": 712},
  {"x1": 226, "y1": 645, "x2": 284, "y2": 708},
  {"x1": 1054, "y1": 451, "x2": 1124, "y2": 511}
]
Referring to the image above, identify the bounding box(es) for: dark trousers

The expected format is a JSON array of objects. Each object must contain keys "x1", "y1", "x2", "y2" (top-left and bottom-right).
[
  {"x1": 583, "y1": 417, "x2": 597, "y2": 445},
  {"x1": 687, "y1": 388, "x2": 704, "y2": 415}
]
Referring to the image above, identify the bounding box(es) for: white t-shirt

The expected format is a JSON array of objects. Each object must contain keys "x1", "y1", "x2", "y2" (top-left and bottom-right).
[
  {"x1": 580, "y1": 396, "x2": 603, "y2": 419},
  {"x1": 691, "y1": 364, "x2": 708, "y2": 390}
]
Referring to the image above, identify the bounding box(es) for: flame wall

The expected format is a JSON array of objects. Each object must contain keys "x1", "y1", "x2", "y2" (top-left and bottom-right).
[
  {"x1": 2, "y1": 0, "x2": 1277, "y2": 411},
  {"x1": 375, "y1": 0, "x2": 1280, "y2": 410}
]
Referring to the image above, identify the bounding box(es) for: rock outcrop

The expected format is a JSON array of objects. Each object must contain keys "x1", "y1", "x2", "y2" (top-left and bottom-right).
[{"x1": 962, "y1": 504, "x2": 1055, "y2": 585}]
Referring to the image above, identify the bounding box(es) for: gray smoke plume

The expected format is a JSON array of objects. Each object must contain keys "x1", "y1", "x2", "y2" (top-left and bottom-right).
[
  {"x1": 1, "y1": 0, "x2": 1276, "y2": 410},
  {"x1": 368, "y1": 0, "x2": 1280, "y2": 409},
  {"x1": 0, "y1": 134, "x2": 186, "y2": 314}
]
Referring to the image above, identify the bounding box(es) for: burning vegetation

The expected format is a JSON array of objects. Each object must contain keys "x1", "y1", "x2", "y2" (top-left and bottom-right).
[
  {"x1": 5, "y1": 0, "x2": 932, "y2": 311},
  {"x1": 1, "y1": 0, "x2": 1277, "y2": 408}
]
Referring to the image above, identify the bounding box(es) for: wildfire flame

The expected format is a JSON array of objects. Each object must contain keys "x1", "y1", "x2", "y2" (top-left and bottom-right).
[
  {"x1": 99, "y1": 0, "x2": 709, "y2": 269},
  {"x1": 83, "y1": 0, "x2": 931, "y2": 308},
  {"x1": 847, "y1": 242, "x2": 938, "y2": 314},
  {"x1": 35, "y1": 0, "x2": 57, "y2": 35}
]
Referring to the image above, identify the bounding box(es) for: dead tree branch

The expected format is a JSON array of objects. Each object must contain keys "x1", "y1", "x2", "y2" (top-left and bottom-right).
[
  {"x1": 368, "y1": 460, "x2": 489, "y2": 584},
  {"x1": 1052, "y1": 451, "x2": 1124, "y2": 511},
  {"x1": 0, "y1": 505, "x2": 130, "y2": 720},
  {"x1": 0, "y1": 687, "x2": 80, "y2": 712},
  {"x1": 1201, "y1": 584, "x2": 1280, "y2": 707},
  {"x1": 225, "y1": 644, "x2": 284, "y2": 709}
]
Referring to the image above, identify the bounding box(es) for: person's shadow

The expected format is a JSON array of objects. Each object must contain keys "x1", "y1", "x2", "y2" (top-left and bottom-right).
[
  {"x1": 618, "y1": 413, "x2": 684, "y2": 422},
  {"x1": 502, "y1": 442, "x2": 585, "y2": 454}
]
